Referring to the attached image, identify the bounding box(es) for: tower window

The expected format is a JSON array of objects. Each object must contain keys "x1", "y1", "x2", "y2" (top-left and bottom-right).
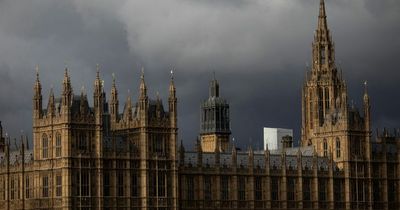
[
  {"x1": 56, "y1": 175, "x2": 62, "y2": 197},
  {"x1": 254, "y1": 176, "x2": 262, "y2": 201},
  {"x1": 42, "y1": 176, "x2": 49, "y2": 198},
  {"x1": 117, "y1": 172, "x2": 124, "y2": 197},
  {"x1": 318, "y1": 88, "x2": 324, "y2": 126},
  {"x1": 204, "y1": 176, "x2": 212, "y2": 201},
  {"x1": 220, "y1": 176, "x2": 229, "y2": 200},
  {"x1": 56, "y1": 133, "x2": 61, "y2": 157},
  {"x1": 42, "y1": 134, "x2": 48, "y2": 159},
  {"x1": 323, "y1": 139, "x2": 328, "y2": 157},
  {"x1": 320, "y1": 47, "x2": 326, "y2": 64},
  {"x1": 187, "y1": 176, "x2": 194, "y2": 200},
  {"x1": 336, "y1": 138, "x2": 341, "y2": 158},
  {"x1": 238, "y1": 176, "x2": 246, "y2": 201}
]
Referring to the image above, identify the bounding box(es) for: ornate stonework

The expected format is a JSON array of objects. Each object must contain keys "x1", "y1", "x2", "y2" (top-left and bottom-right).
[{"x1": 0, "y1": 1, "x2": 398, "y2": 210}]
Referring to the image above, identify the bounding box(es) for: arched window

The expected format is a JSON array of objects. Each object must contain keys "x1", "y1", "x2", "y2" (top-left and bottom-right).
[
  {"x1": 56, "y1": 133, "x2": 61, "y2": 157},
  {"x1": 323, "y1": 139, "x2": 328, "y2": 157},
  {"x1": 336, "y1": 138, "x2": 341, "y2": 158},
  {"x1": 325, "y1": 87, "x2": 330, "y2": 110},
  {"x1": 42, "y1": 134, "x2": 48, "y2": 159}
]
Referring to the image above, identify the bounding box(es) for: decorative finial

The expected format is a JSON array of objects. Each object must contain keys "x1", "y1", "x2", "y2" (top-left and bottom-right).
[
  {"x1": 96, "y1": 64, "x2": 100, "y2": 79},
  {"x1": 35, "y1": 64, "x2": 39, "y2": 80},
  {"x1": 81, "y1": 85, "x2": 86, "y2": 95},
  {"x1": 170, "y1": 69, "x2": 174, "y2": 80},
  {"x1": 156, "y1": 91, "x2": 160, "y2": 100},
  {"x1": 141, "y1": 67, "x2": 145, "y2": 79},
  {"x1": 364, "y1": 80, "x2": 368, "y2": 96}
]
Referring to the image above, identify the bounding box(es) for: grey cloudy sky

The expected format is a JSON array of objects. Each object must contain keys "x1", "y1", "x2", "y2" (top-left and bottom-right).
[{"x1": 0, "y1": 0, "x2": 399, "y2": 149}]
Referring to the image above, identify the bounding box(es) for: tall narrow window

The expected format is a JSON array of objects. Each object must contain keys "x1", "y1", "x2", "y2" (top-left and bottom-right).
[
  {"x1": 42, "y1": 134, "x2": 48, "y2": 159},
  {"x1": 325, "y1": 87, "x2": 330, "y2": 110},
  {"x1": 56, "y1": 133, "x2": 61, "y2": 157},
  {"x1": 117, "y1": 172, "x2": 124, "y2": 197},
  {"x1": 56, "y1": 175, "x2": 62, "y2": 197},
  {"x1": 220, "y1": 176, "x2": 229, "y2": 200},
  {"x1": 271, "y1": 177, "x2": 279, "y2": 208},
  {"x1": 238, "y1": 176, "x2": 246, "y2": 201},
  {"x1": 25, "y1": 176, "x2": 33, "y2": 199},
  {"x1": 287, "y1": 178, "x2": 296, "y2": 201},
  {"x1": 103, "y1": 172, "x2": 110, "y2": 197},
  {"x1": 320, "y1": 47, "x2": 326, "y2": 64},
  {"x1": 81, "y1": 171, "x2": 90, "y2": 196},
  {"x1": 336, "y1": 138, "x2": 341, "y2": 158},
  {"x1": 319, "y1": 179, "x2": 327, "y2": 202},
  {"x1": 131, "y1": 171, "x2": 139, "y2": 197},
  {"x1": 323, "y1": 139, "x2": 328, "y2": 157},
  {"x1": 0, "y1": 178, "x2": 4, "y2": 200},
  {"x1": 318, "y1": 87, "x2": 324, "y2": 126},
  {"x1": 187, "y1": 176, "x2": 194, "y2": 200},
  {"x1": 254, "y1": 176, "x2": 262, "y2": 201},
  {"x1": 204, "y1": 176, "x2": 212, "y2": 201},
  {"x1": 158, "y1": 171, "x2": 166, "y2": 197},
  {"x1": 42, "y1": 176, "x2": 49, "y2": 198},
  {"x1": 10, "y1": 178, "x2": 15, "y2": 200}
]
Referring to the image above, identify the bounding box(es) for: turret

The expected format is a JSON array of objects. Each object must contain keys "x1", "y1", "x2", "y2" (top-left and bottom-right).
[
  {"x1": 139, "y1": 68, "x2": 148, "y2": 125},
  {"x1": 363, "y1": 81, "x2": 371, "y2": 128},
  {"x1": 123, "y1": 93, "x2": 133, "y2": 122},
  {"x1": 33, "y1": 65, "x2": 42, "y2": 119},
  {"x1": 47, "y1": 88, "x2": 55, "y2": 117},
  {"x1": 93, "y1": 66, "x2": 104, "y2": 120}
]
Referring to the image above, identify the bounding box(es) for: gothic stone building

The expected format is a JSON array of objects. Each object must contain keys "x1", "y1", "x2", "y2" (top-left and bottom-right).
[{"x1": 0, "y1": 0, "x2": 399, "y2": 210}]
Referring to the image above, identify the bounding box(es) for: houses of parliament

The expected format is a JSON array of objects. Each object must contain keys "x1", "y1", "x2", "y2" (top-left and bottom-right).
[{"x1": 0, "y1": 0, "x2": 399, "y2": 209}]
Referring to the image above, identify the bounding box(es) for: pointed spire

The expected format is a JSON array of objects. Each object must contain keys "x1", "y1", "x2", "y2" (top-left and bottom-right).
[
  {"x1": 94, "y1": 64, "x2": 102, "y2": 94},
  {"x1": 169, "y1": 69, "x2": 176, "y2": 99},
  {"x1": 47, "y1": 87, "x2": 55, "y2": 116},
  {"x1": 33, "y1": 65, "x2": 43, "y2": 115},
  {"x1": 34, "y1": 64, "x2": 41, "y2": 93},
  {"x1": 81, "y1": 85, "x2": 86, "y2": 96},
  {"x1": 35, "y1": 64, "x2": 40, "y2": 82},
  {"x1": 209, "y1": 72, "x2": 219, "y2": 98},
  {"x1": 112, "y1": 72, "x2": 116, "y2": 88},
  {"x1": 62, "y1": 67, "x2": 72, "y2": 94},
  {"x1": 363, "y1": 81, "x2": 369, "y2": 97},
  {"x1": 318, "y1": 0, "x2": 328, "y2": 31},
  {"x1": 139, "y1": 67, "x2": 147, "y2": 99},
  {"x1": 96, "y1": 64, "x2": 100, "y2": 80},
  {"x1": 123, "y1": 90, "x2": 133, "y2": 120}
]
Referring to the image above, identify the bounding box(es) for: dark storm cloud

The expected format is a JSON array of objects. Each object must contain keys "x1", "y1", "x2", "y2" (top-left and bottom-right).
[{"x1": 0, "y1": 0, "x2": 399, "y2": 149}]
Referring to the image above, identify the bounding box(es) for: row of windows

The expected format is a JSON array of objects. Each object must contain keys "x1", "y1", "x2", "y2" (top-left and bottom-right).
[
  {"x1": 186, "y1": 176, "x2": 264, "y2": 201},
  {"x1": 0, "y1": 175, "x2": 62, "y2": 200},
  {"x1": 322, "y1": 138, "x2": 341, "y2": 158},
  {"x1": 185, "y1": 176, "x2": 343, "y2": 202},
  {"x1": 42, "y1": 133, "x2": 62, "y2": 159},
  {"x1": 103, "y1": 171, "x2": 142, "y2": 197}
]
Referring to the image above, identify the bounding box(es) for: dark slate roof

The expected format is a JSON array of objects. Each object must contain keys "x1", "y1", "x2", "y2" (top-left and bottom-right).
[{"x1": 0, "y1": 150, "x2": 34, "y2": 165}]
